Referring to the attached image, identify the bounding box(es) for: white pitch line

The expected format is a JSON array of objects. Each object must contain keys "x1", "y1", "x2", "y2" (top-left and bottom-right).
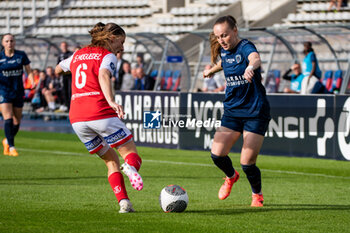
[{"x1": 19, "y1": 148, "x2": 350, "y2": 180}]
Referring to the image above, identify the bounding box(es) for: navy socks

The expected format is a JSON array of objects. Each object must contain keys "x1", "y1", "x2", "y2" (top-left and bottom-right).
[
  {"x1": 211, "y1": 153, "x2": 235, "y2": 178},
  {"x1": 241, "y1": 164, "x2": 262, "y2": 194},
  {"x1": 13, "y1": 124, "x2": 20, "y2": 137},
  {"x1": 4, "y1": 119, "x2": 14, "y2": 147}
]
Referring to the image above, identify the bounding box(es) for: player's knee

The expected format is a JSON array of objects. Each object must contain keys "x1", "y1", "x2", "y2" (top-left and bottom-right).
[{"x1": 211, "y1": 152, "x2": 225, "y2": 161}]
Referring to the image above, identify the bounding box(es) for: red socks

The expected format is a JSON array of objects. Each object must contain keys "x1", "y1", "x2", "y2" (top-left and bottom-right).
[
  {"x1": 108, "y1": 172, "x2": 128, "y2": 202},
  {"x1": 124, "y1": 153, "x2": 142, "y2": 171}
]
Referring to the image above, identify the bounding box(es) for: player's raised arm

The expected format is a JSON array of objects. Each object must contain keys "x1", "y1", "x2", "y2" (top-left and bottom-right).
[
  {"x1": 203, "y1": 61, "x2": 222, "y2": 78},
  {"x1": 244, "y1": 52, "x2": 261, "y2": 83}
]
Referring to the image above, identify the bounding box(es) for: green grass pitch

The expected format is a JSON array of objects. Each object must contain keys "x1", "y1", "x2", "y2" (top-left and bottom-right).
[{"x1": 0, "y1": 130, "x2": 349, "y2": 232}]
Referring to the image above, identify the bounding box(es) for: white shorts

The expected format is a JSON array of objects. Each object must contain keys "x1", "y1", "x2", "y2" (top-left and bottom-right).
[{"x1": 72, "y1": 117, "x2": 133, "y2": 155}]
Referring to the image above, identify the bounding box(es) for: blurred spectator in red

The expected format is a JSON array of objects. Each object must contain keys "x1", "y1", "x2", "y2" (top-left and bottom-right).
[{"x1": 24, "y1": 68, "x2": 40, "y2": 101}]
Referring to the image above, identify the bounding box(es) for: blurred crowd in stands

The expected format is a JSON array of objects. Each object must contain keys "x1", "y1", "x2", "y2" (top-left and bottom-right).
[{"x1": 22, "y1": 40, "x2": 344, "y2": 116}]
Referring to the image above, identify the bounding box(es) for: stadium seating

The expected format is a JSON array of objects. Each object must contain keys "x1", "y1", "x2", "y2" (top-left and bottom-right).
[
  {"x1": 169, "y1": 70, "x2": 181, "y2": 91},
  {"x1": 161, "y1": 70, "x2": 172, "y2": 90},
  {"x1": 330, "y1": 70, "x2": 343, "y2": 93},
  {"x1": 149, "y1": 69, "x2": 158, "y2": 80},
  {"x1": 150, "y1": 69, "x2": 182, "y2": 91},
  {"x1": 322, "y1": 70, "x2": 333, "y2": 92}
]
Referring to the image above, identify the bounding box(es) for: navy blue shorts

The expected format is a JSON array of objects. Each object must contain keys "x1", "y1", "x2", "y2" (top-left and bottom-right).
[
  {"x1": 0, "y1": 93, "x2": 24, "y2": 108},
  {"x1": 221, "y1": 115, "x2": 270, "y2": 136}
]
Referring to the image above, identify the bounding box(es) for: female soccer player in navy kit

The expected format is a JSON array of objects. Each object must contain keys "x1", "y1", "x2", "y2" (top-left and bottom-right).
[
  {"x1": 203, "y1": 16, "x2": 270, "y2": 207},
  {"x1": 0, "y1": 33, "x2": 34, "y2": 156},
  {"x1": 55, "y1": 22, "x2": 143, "y2": 213}
]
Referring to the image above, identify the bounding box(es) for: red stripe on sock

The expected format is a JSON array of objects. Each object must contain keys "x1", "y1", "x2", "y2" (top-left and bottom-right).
[
  {"x1": 125, "y1": 152, "x2": 142, "y2": 171},
  {"x1": 108, "y1": 172, "x2": 128, "y2": 202}
]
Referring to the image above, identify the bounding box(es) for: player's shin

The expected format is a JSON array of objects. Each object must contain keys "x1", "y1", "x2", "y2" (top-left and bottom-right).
[
  {"x1": 241, "y1": 164, "x2": 262, "y2": 194},
  {"x1": 4, "y1": 119, "x2": 14, "y2": 147},
  {"x1": 211, "y1": 153, "x2": 235, "y2": 178},
  {"x1": 108, "y1": 172, "x2": 129, "y2": 202}
]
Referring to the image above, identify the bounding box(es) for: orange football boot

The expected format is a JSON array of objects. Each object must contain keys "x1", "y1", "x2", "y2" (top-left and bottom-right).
[
  {"x1": 251, "y1": 193, "x2": 264, "y2": 207},
  {"x1": 9, "y1": 148, "x2": 19, "y2": 157},
  {"x1": 2, "y1": 138, "x2": 9, "y2": 156},
  {"x1": 218, "y1": 171, "x2": 240, "y2": 200}
]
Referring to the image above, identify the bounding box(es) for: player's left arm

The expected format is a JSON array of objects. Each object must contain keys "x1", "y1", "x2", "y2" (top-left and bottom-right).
[
  {"x1": 98, "y1": 68, "x2": 124, "y2": 119},
  {"x1": 24, "y1": 64, "x2": 35, "y2": 89},
  {"x1": 244, "y1": 52, "x2": 261, "y2": 83}
]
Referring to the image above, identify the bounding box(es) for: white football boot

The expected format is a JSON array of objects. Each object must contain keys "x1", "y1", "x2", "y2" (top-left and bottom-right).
[
  {"x1": 119, "y1": 199, "x2": 135, "y2": 213},
  {"x1": 121, "y1": 162, "x2": 143, "y2": 191}
]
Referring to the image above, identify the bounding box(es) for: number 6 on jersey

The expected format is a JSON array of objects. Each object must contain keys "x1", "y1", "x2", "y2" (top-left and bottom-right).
[{"x1": 75, "y1": 63, "x2": 87, "y2": 89}]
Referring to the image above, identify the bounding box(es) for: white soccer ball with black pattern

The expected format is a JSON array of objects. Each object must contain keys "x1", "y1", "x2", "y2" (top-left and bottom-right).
[{"x1": 159, "y1": 185, "x2": 189, "y2": 213}]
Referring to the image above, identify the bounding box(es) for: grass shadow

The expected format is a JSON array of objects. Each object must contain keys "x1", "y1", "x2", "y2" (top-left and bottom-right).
[{"x1": 186, "y1": 203, "x2": 350, "y2": 215}]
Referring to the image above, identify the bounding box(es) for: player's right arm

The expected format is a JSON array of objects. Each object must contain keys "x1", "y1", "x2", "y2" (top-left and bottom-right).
[
  {"x1": 99, "y1": 53, "x2": 124, "y2": 118},
  {"x1": 55, "y1": 64, "x2": 64, "y2": 75},
  {"x1": 203, "y1": 60, "x2": 222, "y2": 78},
  {"x1": 55, "y1": 54, "x2": 74, "y2": 75}
]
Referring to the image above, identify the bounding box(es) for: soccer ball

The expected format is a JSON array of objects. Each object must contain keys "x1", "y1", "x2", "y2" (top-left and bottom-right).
[{"x1": 159, "y1": 185, "x2": 189, "y2": 213}]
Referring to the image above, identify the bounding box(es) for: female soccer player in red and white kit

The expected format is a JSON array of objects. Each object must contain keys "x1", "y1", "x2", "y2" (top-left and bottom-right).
[{"x1": 55, "y1": 22, "x2": 143, "y2": 213}]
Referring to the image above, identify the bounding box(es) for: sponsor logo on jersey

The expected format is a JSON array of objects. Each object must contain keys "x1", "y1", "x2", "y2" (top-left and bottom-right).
[
  {"x1": 71, "y1": 91, "x2": 100, "y2": 100},
  {"x1": 225, "y1": 75, "x2": 248, "y2": 87},
  {"x1": 226, "y1": 58, "x2": 235, "y2": 64},
  {"x1": 2, "y1": 69, "x2": 23, "y2": 77}
]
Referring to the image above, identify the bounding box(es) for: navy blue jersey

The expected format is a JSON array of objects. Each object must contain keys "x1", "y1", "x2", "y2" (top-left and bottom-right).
[
  {"x1": 220, "y1": 39, "x2": 270, "y2": 119},
  {"x1": 0, "y1": 50, "x2": 30, "y2": 99}
]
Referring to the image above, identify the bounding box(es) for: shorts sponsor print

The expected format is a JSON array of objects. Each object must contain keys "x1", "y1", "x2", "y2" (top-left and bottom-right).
[
  {"x1": 84, "y1": 136, "x2": 104, "y2": 154},
  {"x1": 72, "y1": 117, "x2": 133, "y2": 154},
  {"x1": 106, "y1": 129, "x2": 133, "y2": 148}
]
